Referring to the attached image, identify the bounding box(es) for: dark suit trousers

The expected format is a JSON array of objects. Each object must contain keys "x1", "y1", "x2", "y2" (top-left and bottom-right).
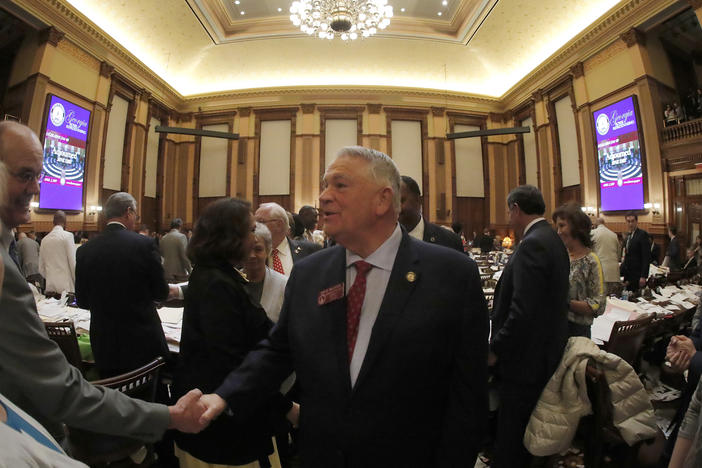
[{"x1": 494, "y1": 383, "x2": 544, "y2": 468}]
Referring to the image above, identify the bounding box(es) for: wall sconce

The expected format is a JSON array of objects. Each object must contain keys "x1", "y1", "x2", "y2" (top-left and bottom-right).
[
  {"x1": 29, "y1": 201, "x2": 39, "y2": 209},
  {"x1": 87, "y1": 205, "x2": 103, "y2": 216},
  {"x1": 652, "y1": 203, "x2": 661, "y2": 216},
  {"x1": 676, "y1": 206, "x2": 683, "y2": 213},
  {"x1": 581, "y1": 206, "x2": 596, "y2": 217}
]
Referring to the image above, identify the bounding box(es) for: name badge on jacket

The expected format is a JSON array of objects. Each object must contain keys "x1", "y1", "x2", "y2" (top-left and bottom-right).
[{"x1": 318, "y1": 283, "x2": 344, "y2": 305}]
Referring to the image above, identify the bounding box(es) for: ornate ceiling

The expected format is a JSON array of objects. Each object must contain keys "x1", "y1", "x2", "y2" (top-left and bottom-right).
[{"x1": 58, "y1": 0, "x2": 628, "y2": 98}]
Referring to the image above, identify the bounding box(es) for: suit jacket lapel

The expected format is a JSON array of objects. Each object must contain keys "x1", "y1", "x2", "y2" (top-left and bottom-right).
[
  {"x1": 353, "y1": 234, "x2": 419, "y2": 392},
  {"x1": 315, "y1": 246, "x2": 353, "y2": 394}
]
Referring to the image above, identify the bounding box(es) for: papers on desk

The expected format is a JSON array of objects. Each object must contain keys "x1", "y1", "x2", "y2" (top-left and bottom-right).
[
  {"x1": 590, "y1": 299, "x2": 642, "y2": 343},
  {"x1": 158, "y1": 307, "x2": 183, "y2": 324}
]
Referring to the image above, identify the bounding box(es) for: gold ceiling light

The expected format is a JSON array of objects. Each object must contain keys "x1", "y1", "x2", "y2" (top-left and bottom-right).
[{"x1": 290, "y1": 0, "x2": 393, "y2": 40}]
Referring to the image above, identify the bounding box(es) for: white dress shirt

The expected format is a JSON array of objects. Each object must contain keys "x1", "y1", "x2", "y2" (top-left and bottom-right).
[
  {"x1": 269, "y1": 238, "x2": 293, "y2": 278},
  {"x1": 408, "y1": 217, "x2": 425, "y2": 241},
  {"x1": 346, "y1": 223, "x2": 402, "y2": 387},
  {"x1": 39, "y1": 225, "x2": 76, "y2": 293}
]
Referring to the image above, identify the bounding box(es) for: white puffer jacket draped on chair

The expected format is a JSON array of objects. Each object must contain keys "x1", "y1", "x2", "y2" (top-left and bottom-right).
[{"x1": 524, "y1": 337, "x2": 657, "y2": 456}]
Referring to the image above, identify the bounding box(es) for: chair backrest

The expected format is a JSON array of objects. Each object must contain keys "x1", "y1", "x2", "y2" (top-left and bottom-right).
[
  {"x1": 67, "y1": 357, "x2": 166, "y2": 465},
  {"x1": 606, "y1": 315, "x2": 654, "y2": 371},
  {"x1": 91, "y1": 356, "x2": 166, "y2": 402},
  {"x1": 44, "y1": 321, "x2": 83, "y2": 372}
]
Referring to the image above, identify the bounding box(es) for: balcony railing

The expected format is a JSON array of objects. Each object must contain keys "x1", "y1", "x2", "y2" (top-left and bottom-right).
[{"x1": 661, "y1": 118, "x2": 702, "y2": 144}]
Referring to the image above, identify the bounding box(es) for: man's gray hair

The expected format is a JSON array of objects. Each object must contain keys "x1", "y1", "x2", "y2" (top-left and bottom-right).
[
  {"x1": 259, "y1": 202, "x2": 289, "y2": 231},
  {"x1": 104, "y1": 192, "x2": 136, "y2": 219},
  {"x1": 253, "y1": 221, "x2": 273, "y2": 256},
  {"x1": 336, "y1": 146, "x2": 401, "y2": 213}
]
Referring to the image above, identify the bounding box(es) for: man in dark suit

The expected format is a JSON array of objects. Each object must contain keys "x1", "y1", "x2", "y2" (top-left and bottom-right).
[
  {"x1": 76, "y1": 192, "x2": 180, "y2": 378},
  {"x1": 255, "y1": 202, "x2": 321, "y2": 277},
  {"x1": 398, "y1": 175, "x2": 464, "y2": 253},
  {"x1": 621, "y1": 211, "x2": 651, "y2": 291},
  {"x1": 198, "y1": 146, "x2": 489, "y2": 467},
  {"x1": 489, "y1": 184, "x2": 569, "y2": 468},
  {"x1": 666, "y1": 225, "x2": 681, "y2": 271}
]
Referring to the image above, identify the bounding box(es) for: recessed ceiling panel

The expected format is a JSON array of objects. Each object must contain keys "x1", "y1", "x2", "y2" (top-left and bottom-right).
[{"x1": 63, "y1": 0, "x2": 626, "y2": 98}]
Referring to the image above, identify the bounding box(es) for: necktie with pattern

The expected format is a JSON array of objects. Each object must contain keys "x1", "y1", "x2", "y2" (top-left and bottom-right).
[
  {"x1": 346, "y1": 260, "x2": 372, "y2": 361},
  {"x1": 271, "y1": 248, "x2": 285, "y2": 275}
]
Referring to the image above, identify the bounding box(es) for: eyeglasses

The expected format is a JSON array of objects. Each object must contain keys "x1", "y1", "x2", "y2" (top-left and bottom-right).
[{"x1": 10, "y1": 169, "x2": 45, "y2": 184}]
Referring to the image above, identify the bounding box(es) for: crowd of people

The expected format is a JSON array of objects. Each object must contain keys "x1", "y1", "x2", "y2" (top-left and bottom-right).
[{"x1": 2, "y1": 119, "x2": 702, "y2": 467}]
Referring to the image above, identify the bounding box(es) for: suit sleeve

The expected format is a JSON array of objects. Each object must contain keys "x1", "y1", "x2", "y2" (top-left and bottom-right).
[
  {"x1": 145, "y1": 238, "x2": 169, "y2": 301},
  {"x1": 74, "y1": 247, "x2": 90, "y2": 310},
  {"x1": 490, "y1": 238, "x2": 548, "y2": 358},
  {"x1": 179, "y1": 236, "x2": 191, "y2": 274},
  {"x1": 639, "y1": 232, "x2": 651, "y2": 279},
  {"x1": 65, "y1": 233, "x2": 76, "y2": 287},
  {"x1": 436, "y1": 260, "x2": 489, "y2": 465},
  {"x1": 214, "y1": 268, "x2": 296, "y2": 419},
  {"x1": 0, "y1": 264, "x2": 169, "y2": 441}
]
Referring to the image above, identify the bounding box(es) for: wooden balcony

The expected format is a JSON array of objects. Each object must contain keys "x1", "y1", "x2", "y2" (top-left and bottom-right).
[{"x1": 661, "y1": 118, "x2": 702, "y2": 144}]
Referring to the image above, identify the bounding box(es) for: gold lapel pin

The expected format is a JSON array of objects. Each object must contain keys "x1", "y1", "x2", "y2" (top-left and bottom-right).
[
  {"x1": 406, "y1": 271, "x2": 417, "y2": 283},
  {"x1": 430, "y1": 236, "x2": 436, "y2": 242},
  {"x1": 295, "y1": 246, "x2": 302, "y2": 254}
]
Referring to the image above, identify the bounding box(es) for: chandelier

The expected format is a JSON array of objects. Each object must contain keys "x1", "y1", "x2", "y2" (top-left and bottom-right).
[{"x1": 289, "y1": 1, "x2": 393, "y2": 40}]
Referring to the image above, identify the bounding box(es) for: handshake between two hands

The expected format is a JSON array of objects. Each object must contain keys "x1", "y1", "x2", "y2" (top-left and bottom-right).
[
  {"x1": 167, "y1": 390, "x2": 301, "y2": 434},
  {"x1": 666, "y1": 335, "x2": 697, "y2": 374}
]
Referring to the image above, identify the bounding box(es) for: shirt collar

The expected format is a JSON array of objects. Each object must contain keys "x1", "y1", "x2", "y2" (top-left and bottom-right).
[
  {"x1": 51, "y1": 225, "x2": 63, "y2": 233},
  {"x1": 408, "y1": 217, "x2": 424, "y2": 241},
  {"x1": 107, "y1": 221, "x2": 127, "y2": 229},
  {"x1": 275, "y1": 237, "x2": 291, "y2": 257},
  {"x1": 524, "y1": 217, "x2": 545, "y2": 236},
  {"x1": 346, "y1": 223, "x2": 402, "y2": 272}
]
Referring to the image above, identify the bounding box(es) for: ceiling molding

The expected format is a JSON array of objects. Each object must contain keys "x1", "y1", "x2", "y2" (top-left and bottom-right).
[
  {"x1": 187, "y1": 0, "x2": 496, "y2": 44},
  {"x1": 15, "y1": 0, "x2": 184, "y2": 107},
  {"x1": 500, "y1": 0, "x2": 677, "y2": 110}
]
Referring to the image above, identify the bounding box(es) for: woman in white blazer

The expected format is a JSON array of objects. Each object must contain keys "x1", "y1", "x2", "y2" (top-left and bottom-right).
[{"x1": 243, "y1": 222, "x2": 287, "y2": 323}]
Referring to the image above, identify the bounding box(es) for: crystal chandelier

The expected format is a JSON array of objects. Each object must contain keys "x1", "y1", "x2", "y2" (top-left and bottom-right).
[{"x1": 289, "y1": 1, "x2": 393, "y2": 40}]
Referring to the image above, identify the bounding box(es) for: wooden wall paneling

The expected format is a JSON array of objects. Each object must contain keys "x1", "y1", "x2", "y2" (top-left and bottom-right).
[
  {"x1": 193, "y1": 112, "x2": 236, "y2": 219},
  {"x1": 256, "y1": 195, "x2": 292, "y2": 211},
  {"x1": 318, "y1": 106, "x2": 364, "y2": 188},
  {"x1": 536, "y1": 124, "x2": 554, "y2": 212},
  {"x1": 141, "y1": 196, "x2": 157, "y2": 231},
  {"x1": 197, "y1": 196, "x2": 226, "y2": 216},
  {"x1": 163, "y1": 139, "x2": 176, "y2": 226},
  {"x1": 131, "y1": 123, "x2": 146, "y2": 204},
  {"x1": 253, "y1": 108, "x2": 298, "y2": 210},
  {"x1": 447, "y1": 112, "x2": 489, "y2": 229},
  {"x1": 385, "y1": 108, "x2": 429, "y2": 220},
  {"x1": 454, "y1": 197, "x2": 486, "y2": 239},
  {"x1": 177, "y1": 142, "x2": 191, "y2": 221},
  {"x1": 236, "y1": 137, "x2": 248, "y2": 199}
]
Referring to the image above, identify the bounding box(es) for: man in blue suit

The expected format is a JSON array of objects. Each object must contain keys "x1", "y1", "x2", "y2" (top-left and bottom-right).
[
  {"x1": 489, "y1": 185, "x2": 570, "y2": 467},
  {"x1": 198, "y1": 146, "x2": 489, "y2": 467}
]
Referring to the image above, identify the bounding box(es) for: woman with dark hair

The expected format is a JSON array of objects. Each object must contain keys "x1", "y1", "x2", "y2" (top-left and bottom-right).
[
  {"x1": 552, "y1": 203, "x2": 606, "y2": 338},
  {"x1": 173, "y1": 198, "x2": 296, "y2": 468}
]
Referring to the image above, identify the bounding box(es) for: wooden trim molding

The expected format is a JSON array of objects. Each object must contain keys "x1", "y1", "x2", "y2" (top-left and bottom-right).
[
  {"x1": 39, "y1": 26, "x2": 64, "y2": 46},
  {"x1": 621, "y1": 27, "x2": 646, "y2": 48}
]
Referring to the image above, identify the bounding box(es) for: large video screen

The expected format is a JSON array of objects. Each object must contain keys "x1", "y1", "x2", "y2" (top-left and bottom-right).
[
  {"x1": 39, "y1": 95, "x2": 90, "y2": 211},
  {"x1": 593, "y1": 96, "x2": 644, "y2": 212}
]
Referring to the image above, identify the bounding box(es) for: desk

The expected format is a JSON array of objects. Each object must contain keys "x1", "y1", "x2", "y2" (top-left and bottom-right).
[{"x1": 36, "y1": 296, "x2": 183, "y2": 353}]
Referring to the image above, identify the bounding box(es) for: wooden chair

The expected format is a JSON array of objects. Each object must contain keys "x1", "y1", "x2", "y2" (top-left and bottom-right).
[
  {"x1": 581, "y1": 359, "x2": 659, "y2": 467},
  {"x1": 44, "y1": 321, "x2": 84, "y2": 373},
  {"x1": 67, "y1": 356, "x2": 166, "y2": 467},
  {"x1": 605, "y1": 315, "x2": 654, "y2": 373}
]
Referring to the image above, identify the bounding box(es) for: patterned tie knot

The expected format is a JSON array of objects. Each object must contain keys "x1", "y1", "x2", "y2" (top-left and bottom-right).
[{"x1": 354, "y1": 260, "x2": 372, "y2": 277}]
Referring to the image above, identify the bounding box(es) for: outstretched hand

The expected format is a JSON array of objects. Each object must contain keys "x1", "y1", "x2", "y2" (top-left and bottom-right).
[
  {"x1": 168, "y1": 389, "x2": 209, "y2": 433},
  {"x1": 198, "y1": 393, "x2": 228, "y2": 426}
]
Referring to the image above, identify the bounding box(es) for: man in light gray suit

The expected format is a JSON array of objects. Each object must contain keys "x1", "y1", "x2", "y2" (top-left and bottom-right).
[
  {"x1": 160, "y1": 217, "x2": 191, "y2": 282},
  {"x1": 0, "y1": 121, "x2": 207, "y2": 443},
  {"x1": 591, "y1": 217, "x2": 621, "y2": 295}
]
